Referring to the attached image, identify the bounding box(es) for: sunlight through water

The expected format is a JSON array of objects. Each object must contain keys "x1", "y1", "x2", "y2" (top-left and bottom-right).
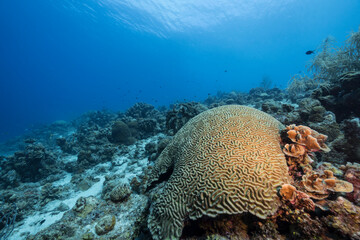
[{"x1": 63, "y1": 0, "x2": 295, "y2": 37}]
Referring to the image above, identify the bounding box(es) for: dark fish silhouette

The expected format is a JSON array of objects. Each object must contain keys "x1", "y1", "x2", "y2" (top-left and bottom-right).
[{"x1": 306, "y1": 50, "x2": 315, "y2": 55}]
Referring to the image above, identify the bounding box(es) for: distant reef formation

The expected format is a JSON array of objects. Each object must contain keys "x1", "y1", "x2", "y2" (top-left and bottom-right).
[{"x1": 1, "y1": 28, "x2": 360, "y2": 240}]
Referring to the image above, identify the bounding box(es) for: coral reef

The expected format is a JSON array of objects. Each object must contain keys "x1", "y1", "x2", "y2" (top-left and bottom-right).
[
  {"x1": 286, "y1": 73, "x2": 319, "y2": 101},
  {"x1": 0, "y1": 200, "x2": 17, "y2": 240},
  {"x1": 281, "y1": 124, "x2": 331, "y2": 179},
  {"x1": 280, "y1": 124, "x2": 354, "y2": 202},
  {"x1": 0, "y1": 92, "x2": 358, "y2": 240},
  {"x1": 145, "y1": 136, "x2": 172, "y2": 161},
  {"x1": 126, "y1": 102, "x2": 159, "y2": 119},
  {"x1": 285, "y1": 29, "x2": 360, "y2": 167},
  {"x1": 0, "y1": 141, "x2": 60, "y2": 184},
  {"x1": 95, "y1": 215, "x2": 116, "y2": 235},
  {"x1": 109, "y1": 183, "x2": 132, "y2": 203},
  {"x1": 147, "y1": 105, "x2": 289, "y2": 239},
  {"x1": 0, "y1": 40, "x2": 359, "y2": 240},
  {"x1": 312, "y1": 71, "x2": 360, "y2": 121},
  {"x1": 279, "y1": 184, "x2": 316, "y2": 213},
  {"x1": 323, "y1": 197, "x2": 360, "y2": 239},
  {"x1": 302, "y1": 170, "x2": 353, "y2": 200},
  {"x1": 56, "y1": 137, "x2": 75, "y2": 154},
  {"x1": 27, "y1": 193, "x2": 149, "y2": 240},
  {"x1": 165, "y1": 102, "x2": 208, "y2": 135},
  {"x1": 285, "y1": 124, "x2": 330, "y2": 152},
  {"x1": 342, "y1": 162, "x2": 360, "y2": 205},
  {"x1": 109, "y1": 120, "x2": 136, "y2": 145},
  {"x1": 123, "y1": 102, "x2": 165, "y2": 139},
  {"x1": 287, "y1": 28, "x2": 360, "y2": 103},
  {"x1": 73, "y1": 196, "x2": 99, "y2": 218},
  {"x1": 341, "y1": 118, "x2": 360, "y2": 162}
]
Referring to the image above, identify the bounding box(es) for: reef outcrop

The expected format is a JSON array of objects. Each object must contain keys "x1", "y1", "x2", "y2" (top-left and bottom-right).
[{"x1": 147, "y1": 105, "x2": 289, "y2": 239}]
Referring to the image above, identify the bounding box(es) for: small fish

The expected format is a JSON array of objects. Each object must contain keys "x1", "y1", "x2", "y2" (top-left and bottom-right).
[
  {"x1": 224, "y1": 70, "x2": 227, "y2": 72},
  {"x1": 306, "y1": 50, "x2": 315, "y2": 55}
]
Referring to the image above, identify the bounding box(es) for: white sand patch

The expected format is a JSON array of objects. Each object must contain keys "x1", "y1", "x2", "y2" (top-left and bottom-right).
[
  {"x1": 62, "y1": 155, "x2": 77, "y2": 164},
  {"x1": 52, "y1": 172, "x2": 72, "y2": 187},
  {"x1": 113, "y1": 134, "x2": 163, "y2": 184},
  {"x1": 113, "y1": 194, "x2": 148, "y2": 235},
  {"x1": 9, "y1": 134, "x2": 162, "y2": 239},
  {"x1": 10, "y1": 172, "x2": 105, "y2": 239},
  {"x1": 61, "y1": 176, "x2": 105, "y2": 209}
]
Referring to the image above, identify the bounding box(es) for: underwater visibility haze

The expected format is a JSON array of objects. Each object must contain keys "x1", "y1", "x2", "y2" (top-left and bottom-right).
[
  {"x1": 0, "y1": 0, "x2": 359, "y2": 141},
  {"x1": 2, "y1": 1, "x2": 360, "y2": 239}
]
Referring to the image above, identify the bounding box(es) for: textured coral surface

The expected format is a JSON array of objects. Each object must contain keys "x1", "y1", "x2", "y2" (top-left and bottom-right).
[{"x1": 147, "y1": 105, "x2": 290, "y2": 239}]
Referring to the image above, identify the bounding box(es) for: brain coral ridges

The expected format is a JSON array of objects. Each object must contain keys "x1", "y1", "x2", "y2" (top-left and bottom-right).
[{"x1": 147, "y1": 105, "x2": 290, "y2": 240}]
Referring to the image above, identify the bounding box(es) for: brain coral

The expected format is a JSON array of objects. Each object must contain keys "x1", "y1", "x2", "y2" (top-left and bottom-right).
[{"x1": 147, "y1": 105, "x2": 290, "y2": 239}]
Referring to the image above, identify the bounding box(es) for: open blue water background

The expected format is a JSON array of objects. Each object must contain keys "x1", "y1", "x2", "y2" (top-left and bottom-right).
[{"x1": 0, "y1": 0, "x2": 359, "y2": 142}]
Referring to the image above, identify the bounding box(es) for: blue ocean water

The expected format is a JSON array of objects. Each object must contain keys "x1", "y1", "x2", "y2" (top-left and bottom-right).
[{"x1": 0, "y1": 0, "x2": 359, "y2": 142}]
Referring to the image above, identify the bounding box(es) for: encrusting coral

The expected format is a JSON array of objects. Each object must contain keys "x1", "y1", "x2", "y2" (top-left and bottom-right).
[
  {"x1": 145, "y1": 108, "x2": 356, "y2": 239},
  {"x1": 279, "y1": 184, "x2": 315, "y2": 212},
  {"x1": 342, "y1": 162, "x2": 360, "y2": 204},
  {"x1": 280, "y1": 124, "x2": 354, "y2": 200},
  {"x1": 302, "y1": 170, "x2": 354, "y2": 200},
  {"x1": 147, "y1": 105, "x2": 290, "y2": 240},
  {"x1": 324, "y1": 197, "x2": 360, "y2": 238},
  {"x1": 281, "y1": 124, "x2": 331, "y2": 177},
  {"x1": 279, "y1": 184, "x2": 296, "y2": 202},
  {"x1": 285, "y1": 124, "x2": 330, "y2": 152},
  {"x1": 282, "y1": 143, "x2": 306, "y2": 158}
]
